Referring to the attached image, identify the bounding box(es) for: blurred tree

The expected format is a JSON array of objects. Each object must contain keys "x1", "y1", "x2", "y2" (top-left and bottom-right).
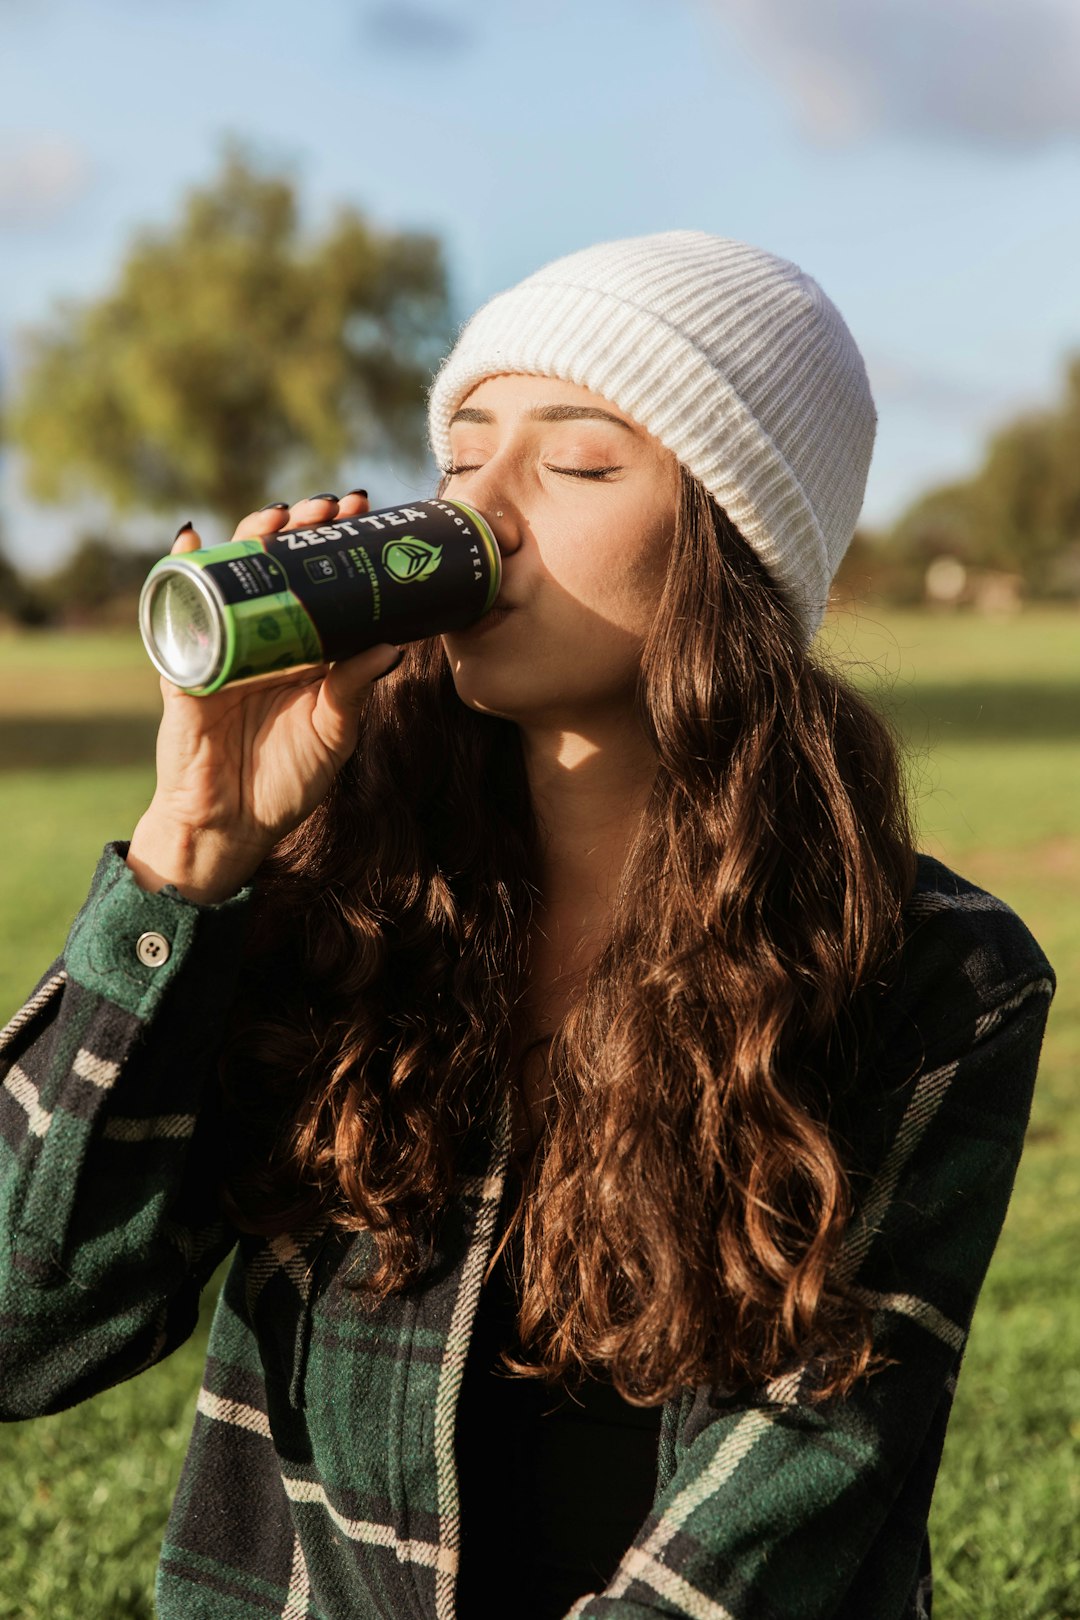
[
  {"x1": 7, "y1": 146, "x2": 452, "y2": 522},
  {"x1": 885, "y1": 352, "x2": 1080, "y2": 598},
  {"x1": 38, "y1": 536, "x2": 165, "y2": 625},
  {"x1": 974, "y1": 410, "x2": 1060, "y2": 582},
  {"x1": 888, "y1": 479, "x2": 982, "y2": 565},
  {"x1": 0, "y1": 536, "x2": 49, "y2": 627}
]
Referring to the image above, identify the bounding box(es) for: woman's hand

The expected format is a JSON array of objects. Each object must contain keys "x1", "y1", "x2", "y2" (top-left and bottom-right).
[{"x1": 127, "y1": 491, "x2": 401, "y2": 903}]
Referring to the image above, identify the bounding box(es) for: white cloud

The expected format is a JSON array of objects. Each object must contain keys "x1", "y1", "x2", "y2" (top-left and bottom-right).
[
  {"x1": 864, "y1": 353, "x2": 1004, "y2": 414},
  {"x1": 0, "y1": 134, "x2": 93, "y2": 226},
  {"x1": 709, "y1": 0, "x2": 1080, "y2": 148},
  {"x1": 362, "y1": 2, "x2": 475, "y2": 56}
]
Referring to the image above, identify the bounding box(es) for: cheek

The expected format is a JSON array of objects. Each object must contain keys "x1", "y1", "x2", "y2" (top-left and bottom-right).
[
  {"x1": 588, "y1": 570, "x2": 662, "y2": 638},
  {"x1": 626, "y1": 520, "x2": 675, "y2": 598},
  {"x1": 556, "y1": 517, "x2": 673, "y2": 629}
]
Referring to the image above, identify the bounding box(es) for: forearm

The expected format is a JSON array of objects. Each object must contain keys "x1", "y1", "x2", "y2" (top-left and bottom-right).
[{"x1": 0, "y1": 843, "x2": 253, "y2": 1415}]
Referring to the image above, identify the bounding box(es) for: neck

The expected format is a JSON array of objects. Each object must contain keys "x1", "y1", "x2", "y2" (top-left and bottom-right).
[{"x1": 520, "y1": 711, "x2": 657, "y2": 925}]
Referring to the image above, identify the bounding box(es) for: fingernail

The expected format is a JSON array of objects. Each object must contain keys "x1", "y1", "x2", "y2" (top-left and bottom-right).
[
  {"x1": 259, "y1": 501, "x2": 289, "y2": 511},
  {"x1": 174, "y1": 521, "x2": 193, "y2": 540},
  {"x1": 346, "y1": 488, "x2": 368, "y2": 499},
  {"x1": 307, "y1": 492, "x2": 338, "y2": 502},
  {"x1": 372, "y1": 648, "x2": 404, "y2": 683}
]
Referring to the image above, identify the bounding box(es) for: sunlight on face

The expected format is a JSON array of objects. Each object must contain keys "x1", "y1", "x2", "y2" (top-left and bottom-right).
[{"x1": 439, "y1": 373, "x2": 679, "y2": 735}]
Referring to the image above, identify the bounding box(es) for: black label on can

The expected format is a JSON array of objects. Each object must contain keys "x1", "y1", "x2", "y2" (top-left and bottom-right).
[
  {"x1": 264, "y1": 501, "x2": 496, "y2": 660},
  {"x1": 210, "y1": 551, "x2": 290, "y2": 605}
]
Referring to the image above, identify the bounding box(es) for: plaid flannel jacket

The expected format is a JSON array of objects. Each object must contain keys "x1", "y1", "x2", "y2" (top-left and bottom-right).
[{"x1": 0, "y1": 844, "x2": 1055, "y2": 1620}]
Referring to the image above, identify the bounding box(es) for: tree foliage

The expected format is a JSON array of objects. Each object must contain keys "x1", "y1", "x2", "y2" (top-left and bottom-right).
[
  {"x1": 886, "y1": 354, "x2": 1080, "y2": 595},
  {"x1": 0, "y1": 535, "x2": 48, "y2": 627},
  {"x1": 8, "y1": 147, "x2": 453, "y2": 522},
  {"x1": 37, "y1": 536, "x2": 161, "y2": 624}
]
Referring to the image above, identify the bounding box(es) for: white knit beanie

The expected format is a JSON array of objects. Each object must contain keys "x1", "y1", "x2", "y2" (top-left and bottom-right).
[{"x1": 427, "y1": 230, "x2": 876, "y2": 641}]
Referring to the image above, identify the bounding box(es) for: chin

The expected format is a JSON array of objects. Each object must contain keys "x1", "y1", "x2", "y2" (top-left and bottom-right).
[
  {"x1": 440, "y1": 636, "x2": 630, "y2": 728},
  {"x1": 443, "y1": 662, "x2": 531, "y2": 723},
  {"x1": 440, "y1": 634, "x2": 514, "y2": 713}
]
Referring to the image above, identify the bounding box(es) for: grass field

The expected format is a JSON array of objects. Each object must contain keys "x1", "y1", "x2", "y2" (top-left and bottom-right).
[{"x1": 1, "y1": 613, "x2": 1078, "y2": 1618}]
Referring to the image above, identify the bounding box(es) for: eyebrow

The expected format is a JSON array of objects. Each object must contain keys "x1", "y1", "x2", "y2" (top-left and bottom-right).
[{"x1": 448, "y1": 404, "x2": 640, "y2": 433}]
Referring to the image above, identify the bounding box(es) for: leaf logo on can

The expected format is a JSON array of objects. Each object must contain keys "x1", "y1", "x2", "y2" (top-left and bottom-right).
[{"x1": 381, "y1": 536, "x2": 442, "y2": 584}]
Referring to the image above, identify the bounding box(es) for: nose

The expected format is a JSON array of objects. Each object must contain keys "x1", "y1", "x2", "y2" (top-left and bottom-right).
[
  {"x1": 490, "y1": 509, "x2": 521, "y2": 559},
  {"x1": 459, "y1": 469, "x2": 522, "y2": 557},
  {"x1": 481, "y1": 502, "x2": 522, "y2": 559}
]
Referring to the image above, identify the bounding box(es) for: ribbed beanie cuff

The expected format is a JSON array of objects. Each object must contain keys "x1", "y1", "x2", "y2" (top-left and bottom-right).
[{"x1": 428, "y1": 231, "x2": 876, "y2": 641}]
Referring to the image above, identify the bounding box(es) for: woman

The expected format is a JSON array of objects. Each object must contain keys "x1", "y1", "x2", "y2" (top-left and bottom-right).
[{"x1": 0, "y1": 232, "x2": 1054, "y2": 1620}]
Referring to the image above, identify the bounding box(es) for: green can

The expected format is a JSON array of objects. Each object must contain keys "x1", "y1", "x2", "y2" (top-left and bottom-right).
[{"x1": 138, "y1": 499, "x2": 501, "y2": 694}]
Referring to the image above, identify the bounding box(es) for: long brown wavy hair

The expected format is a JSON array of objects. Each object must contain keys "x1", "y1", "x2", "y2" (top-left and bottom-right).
[{"x1": 220, "y1": 468, "x2": 916, "y2": 1405}]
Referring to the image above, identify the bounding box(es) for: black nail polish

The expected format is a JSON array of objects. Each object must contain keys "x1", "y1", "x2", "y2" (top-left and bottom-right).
[
  {"x1": 174, "y1": 521, "x2": 193, "y2": 539},
  {"x1": 259, "y1": 501, "x2": 289, "y2": 511},
  {"x1": 372, "y1": 649, "x2": 405, "y2": 683},
  {"x1": 308, "y1": 492, "x2": 338, "y2": 502},
  {"x1": 346, "y1": 488, "x2": 368, "y2": 499}
]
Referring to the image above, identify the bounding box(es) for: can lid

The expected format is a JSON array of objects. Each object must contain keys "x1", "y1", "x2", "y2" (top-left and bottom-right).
[{"x1": 139, "y1": 562, "x2": 224, "y2": 690}]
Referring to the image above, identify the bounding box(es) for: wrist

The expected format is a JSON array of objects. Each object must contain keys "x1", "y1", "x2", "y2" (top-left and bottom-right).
[{"x1": 127, "y1": 809, "x2": 264, "y2": 904}]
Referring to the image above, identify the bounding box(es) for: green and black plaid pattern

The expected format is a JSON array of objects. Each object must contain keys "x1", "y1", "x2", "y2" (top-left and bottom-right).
[{"x1": 0, "y1": 845, "x2": 1054, "y2": 1620}]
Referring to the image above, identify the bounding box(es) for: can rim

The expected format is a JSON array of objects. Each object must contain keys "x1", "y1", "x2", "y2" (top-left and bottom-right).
[
  {"x1": 138, "y1": 559, "x2": 226, "y2": 691},
  {"x1": 443, "y1": 499, "x2": 502, "y2": 615}
]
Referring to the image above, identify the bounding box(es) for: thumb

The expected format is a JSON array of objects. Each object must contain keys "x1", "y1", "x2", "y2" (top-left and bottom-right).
[{"x1": 313, "y1": 643, "x2": 404, "y2": 759}]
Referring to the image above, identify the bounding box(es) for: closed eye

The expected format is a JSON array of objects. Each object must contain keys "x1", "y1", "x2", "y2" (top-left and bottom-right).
[{"x1": 444, "y1": 464, "x2": 622, "y2": 480}]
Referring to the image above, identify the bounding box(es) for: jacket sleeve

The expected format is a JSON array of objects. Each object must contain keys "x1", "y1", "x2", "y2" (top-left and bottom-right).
[
  {"x1": 0, "y1": 841, "x2": 254, "y2": 1419},
  {"x1": 573, "y1": 890, "x2": 1055, "y2": 1620}
]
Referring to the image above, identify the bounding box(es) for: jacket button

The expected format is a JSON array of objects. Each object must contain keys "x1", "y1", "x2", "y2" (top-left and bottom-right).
[{"x1": 136, "y1": 931, "x2": 171, "y2": 967}]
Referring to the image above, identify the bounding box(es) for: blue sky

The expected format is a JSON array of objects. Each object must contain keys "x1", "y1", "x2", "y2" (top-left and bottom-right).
[{"x1": 2, "y1": 0, "x2": 1079, "y2": 573}]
